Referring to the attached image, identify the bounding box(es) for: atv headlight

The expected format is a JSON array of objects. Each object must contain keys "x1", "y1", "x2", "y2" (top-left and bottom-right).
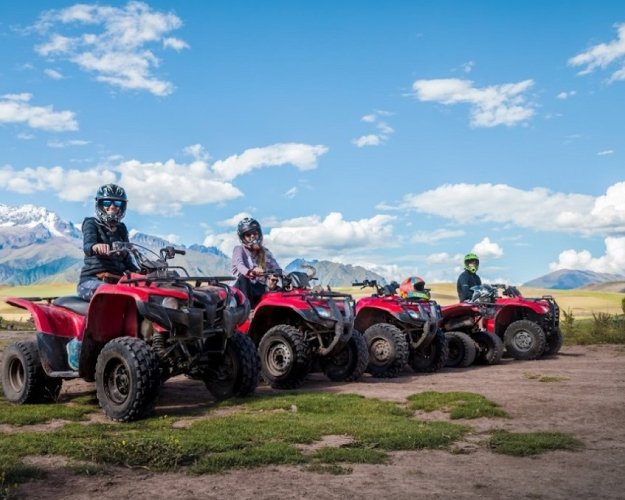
[
  {"x1": 314, "y1": 307, "x2": 333, "y2": 319},
  {"x1": 407, "y1": 309, "x2": 421, "y2": 320},
  {"x1": 227, "y1": 294, "x2": 238, "y2": 309},
  {"x1": 150, "y1": 295, "x2": 181, "y2": 309}
]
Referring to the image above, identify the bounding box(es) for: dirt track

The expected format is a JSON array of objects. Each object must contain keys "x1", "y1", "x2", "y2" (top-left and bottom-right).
[{"x1": 8, "y1": 343, "x2": 625, "y2": 500}]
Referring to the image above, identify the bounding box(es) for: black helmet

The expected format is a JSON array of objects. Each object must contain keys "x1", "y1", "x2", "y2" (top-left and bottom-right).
[
  {"x1": 95, "y1": 183, "x2": 127, "y2": 225},
  {"x1": 237, "y1": 217, "x2": 263, "y2": 250}
]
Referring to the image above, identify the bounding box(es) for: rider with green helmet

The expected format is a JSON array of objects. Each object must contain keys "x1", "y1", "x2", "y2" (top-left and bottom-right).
[{"x1": 456, "y1": 252, "x2": 482, "y2": 301}]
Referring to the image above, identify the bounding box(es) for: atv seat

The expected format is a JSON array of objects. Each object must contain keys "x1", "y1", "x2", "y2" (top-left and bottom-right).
[{"x1": 52, "y1": 296, "x2": 90, "y2": 316}]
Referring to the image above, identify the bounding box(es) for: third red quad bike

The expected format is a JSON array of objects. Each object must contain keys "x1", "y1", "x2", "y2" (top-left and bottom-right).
[
  {"x1": 443, "y1": 284, "x2": 562, "y2": 361},
  {"x1": 238, "y1": 268, "x2": 368, "y2": 389},
  {"x1": 352, "y1": 280, "x2": 448, "y2": 378},
  {"x1": 1, "y1": 242, "x2": 258, "y2": 422}
]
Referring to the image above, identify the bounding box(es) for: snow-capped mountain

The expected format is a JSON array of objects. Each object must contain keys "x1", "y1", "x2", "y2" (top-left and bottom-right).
[{"x1": 0, "y1": 204, "x2": 81, "y2": 241}]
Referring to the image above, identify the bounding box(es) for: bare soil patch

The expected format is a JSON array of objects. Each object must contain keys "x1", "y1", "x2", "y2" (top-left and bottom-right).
[{"x1": 10, "y1": 344, "x2": 625, "y2": 499}]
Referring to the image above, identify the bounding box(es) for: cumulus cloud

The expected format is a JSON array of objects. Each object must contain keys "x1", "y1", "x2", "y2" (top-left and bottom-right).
[
  {"x1": 0, "y1": 93, "x2": 78, "y2": 131},
  {"x1": 473, "y1": 237, "x2": 503, "y2": 259},
  {"x1": 44, "y1": 68, "x2": 64, "y2": 79},
  {"x1": 568, "y1": 22, "x2": 625, "y2": 82},
  {"x1": 549, "y1": 236, "x2": 625, "y2": 274},
  {"x1": 212, "y1": 143, "x2": 328, "y2": 181},
  {"x1": 393, "y1": 182, "x2": 625, "y2": 235},
  {"x1": 353, "y1": 109, "x2": 395, "y2": 147},
  {"x1": 0, "y1": 142, "x2": 328, "y2": 215},
  {"x1": 33, "y1": 1, "x2": 189, "y2": 96},
  {"x1": 411, "y1": 78, "x2": 536, "y2": 127},
  {"x1": 218, "y1": 212, "x2": 252, "y2": 227},
  {"x1": 556, "y1": 90, "x2": 576, "y2": 99},
  {"x1": 183, "y1": 143, "x2": 210, "y2": 161}
]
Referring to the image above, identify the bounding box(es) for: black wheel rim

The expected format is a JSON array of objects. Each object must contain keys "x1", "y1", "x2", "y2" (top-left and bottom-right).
[
  {"x1": 7, "y1": 357, "x2": 25, "y2": 393},
  {"x1": 104, "y1": 358, "x2": 131, "y2": 405},
  {"x1": 264, "y1": 339, "x2": 293, "y2": 377}
]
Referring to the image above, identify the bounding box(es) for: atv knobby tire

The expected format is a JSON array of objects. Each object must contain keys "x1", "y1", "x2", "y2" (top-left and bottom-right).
[
  {"x1": 503, "y1": 320, "x2": 546, "y2": 360},
  {"x1": 258, "y1": 324, "x2": 311, "y2": 389},
  {"x1": 363, "y1": 323, "x2": 409, "y2": 378},
  {"x1": 473, "y1": 331, "x2": 504, "y2": 365},
  {"x1": 1, "y1": 340, "x2": 62, "y2": 404},
  {"x1": 409, "y1": 329, "x2": 449, "y2": 373},
  {"x1": 95, "y1": 337, "x2": 161, "y2": 422},
  {"x1": 543, "y1": 327, "x2": 563, "y2": 357},
  {"x1": 445, "y1": 331, "x2": 477, "y2": 368},
  {"x1": 321, "y1": 330, "x2": 369, "y2": 382},
  {"x1": 204, "y1": 332, "x2": 260, "y2": 400}
]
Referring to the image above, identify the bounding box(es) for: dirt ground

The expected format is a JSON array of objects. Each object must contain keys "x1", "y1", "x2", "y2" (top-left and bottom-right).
[{"x1": 7, "y1": 342, "x2": 625, "y2": 500}]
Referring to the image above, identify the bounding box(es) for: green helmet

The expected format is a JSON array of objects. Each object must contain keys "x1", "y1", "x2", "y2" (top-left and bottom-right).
[{"x1": 464, "y1": 252, "x2": 479, "y2": 273}]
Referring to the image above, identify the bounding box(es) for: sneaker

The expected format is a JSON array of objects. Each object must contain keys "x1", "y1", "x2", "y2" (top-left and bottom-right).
[{"x1": 66, "y1": 338, "x2": 82, "y2": 371}]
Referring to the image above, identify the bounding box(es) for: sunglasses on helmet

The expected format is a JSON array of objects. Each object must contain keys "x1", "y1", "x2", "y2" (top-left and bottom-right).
[{"x1": 101, "y1": 200, "x2": 124, "y2": 208}]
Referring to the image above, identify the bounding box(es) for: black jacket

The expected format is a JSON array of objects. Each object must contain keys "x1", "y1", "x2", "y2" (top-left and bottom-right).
[
  {"x1": 79, "y1": 217, "x2": 138, "y2": 282},
  {"x1": 456, "y1": 270, "x2": 482, "y2": 301}
]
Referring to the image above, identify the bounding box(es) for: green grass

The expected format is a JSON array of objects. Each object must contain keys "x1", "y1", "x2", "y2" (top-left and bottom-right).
[
  {"x1": 562, "y1": 315, "x2": 625, "y2": 345},
  {"x1": 0, "y1": 394, "x2": 97, "y2": 426},
  {"x1": 407, "y1": 392, "x2": 509, "y2": 419},
  {"x1": 489, "y1": 431, "x2": 584, "y2": 456},
  {"x1": 0, "y1": 392, "x2": 470, "y2": 481}
]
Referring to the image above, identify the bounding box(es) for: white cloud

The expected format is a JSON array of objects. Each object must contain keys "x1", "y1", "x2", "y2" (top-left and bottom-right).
[
  {"x1": 183, "y1": 144, "x2": 210, "y2": 161},
  {"x1": 218, "y1": 212, "x2": 252, "y2": 228},
  {"x1": 394, "y1": 181, "x2": 625, "y2": 235},
  {"x1": 461, "y1": 61, "x2": 474, "y2": 73},
  {"x1": 47, "y1": 139, "x2": 90, "y2": 148},
  {"x1": 556, "y1": 90, "x2": 576, "y2": 99},
  {"x1": 0, "y1": 93, "x2": 78, "y2": 131},
  {"x1": 549, "y1": 236, "x2": 625, "y2": 274},
  {"x1": 361, "y1": 114, "x2": 376, "y2": 123},
  {"x1": 568, "y1": 22, "x2": 625, "y2": 82},
  {"x1": 473, "y1": 237, "x2": 503, "y2": 259},
  {"x1": 44, "y1": 68, "x2": 64, "y2": 79},
  {"x1": 353, "y1": 134, "x2": 381, "y2": 147},
  {"x1": 284, "y1": 186, "x2": 298, "y2": 199},
  {"x1": 33, "y1": 1, "x2": 189, "y2": 96},
  {"x1": 597, "y1": 149, "x2": 614, "y2": 156},
  {"x1": 212, "y1": 143, "x2": 328, "y2": 181},
  {"x1": 411, "y1": 78, "x2": 536, "y2": 127},
  {"x1": 411, "y1": 228, "x2": 465, "y2": 244}
]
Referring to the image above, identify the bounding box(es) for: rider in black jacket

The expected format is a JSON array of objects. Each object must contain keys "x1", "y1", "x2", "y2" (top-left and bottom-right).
[
  {"x1": 77, "y1": 184, "x2": 139, "y2": 301},
  {"x1": 456, "y1": 252, "x2": 482, "y2": 301}
]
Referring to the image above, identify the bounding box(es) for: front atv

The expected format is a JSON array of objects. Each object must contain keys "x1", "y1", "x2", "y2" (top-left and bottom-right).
[
  {"x1": 352, "y1": 280, "x2": 448, "y2": 378},
  {"x1": 2, "y1": 243, "x2": 259, "y2": 422},
  {"x1": 239, "y1": 269, "x2": 368, "y2": 389}
]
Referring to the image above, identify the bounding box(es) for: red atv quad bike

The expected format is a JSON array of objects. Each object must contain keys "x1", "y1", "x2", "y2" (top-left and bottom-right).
[
  {"x1": 443, "y1": 284, "x2": 562, "y2": 361},
  {"x1": 1, "y1": 242, "x2": 259, "y2": 422},
  {"x1": 238, "y1": 268, "x2": 368, "y2": 389},
  {"x1": 352, "y1": 280, "x2": 448, "y2": 378},
  {"x1": 440, "y1": 300, "x2": 504, "y2": 367}
]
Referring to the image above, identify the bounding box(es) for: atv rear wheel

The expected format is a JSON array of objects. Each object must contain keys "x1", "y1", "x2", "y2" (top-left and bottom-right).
[
  {"x1": 204, "y1": 332, "x2": 260, "y2": 400},
  {"x1": 543, "y1": 327, "x2": 563, "y2": 357},
  {"x1": 363, "y1": 323, "x2": 409, "y2": 378},
  {"x1": 1, "y1": 340, "x2": 62, "y2": 404},
  {"x1": 473, "y1": 331, "x2": 504, "y2": 365},
  {"x1": 503, "y1": 320, "x2": 546, "y2": 360},
  {"x1": 444, "y1": 331, "x2": 477, "y2": 368},
  {"x1": 409, "y1": 329, "x2": 449, "y2": 373},
  {"x1": 258, "y1": 324, "x2": 311, "y2": 389},
  {"x1": 321, "y1": 330, "x2": 369, "y2": 382},
  {"x1": 95, "y1": 337, "x2": 161, "y2": 422}
]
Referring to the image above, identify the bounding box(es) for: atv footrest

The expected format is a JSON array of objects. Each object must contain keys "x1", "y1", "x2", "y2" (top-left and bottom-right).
[{"x1": 48, "y1": 370, "x2": 80, "y2": 378}]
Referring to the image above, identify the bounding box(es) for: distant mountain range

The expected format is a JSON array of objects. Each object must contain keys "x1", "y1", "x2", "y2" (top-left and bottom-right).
[
  {"x1": 523, "y1": 269, "x2": 625, "y2": 290},
  {"x1": 0, "y1": 204, "x2": 386, "y2": 287}
]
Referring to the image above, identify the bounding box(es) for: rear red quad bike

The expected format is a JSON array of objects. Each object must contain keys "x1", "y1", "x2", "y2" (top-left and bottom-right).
[
  {"x1": 238, "y1": 269, "x2": 368, "y2": 390},
  {"x1": 1, "y1": 243, "x2": 259, "y2": 422},
  {"x1": 352, "y1": 280, "x2": 449, "y2": 378},
  {"x1": 440, "y1": 300, "x2": 504, "y2": 368},
  {"x1": 444, "y1": 284, "x2": 562, "y2": 361}
]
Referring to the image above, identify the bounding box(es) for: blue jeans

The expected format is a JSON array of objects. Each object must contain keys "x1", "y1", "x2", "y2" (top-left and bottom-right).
[{"x1": 77, "y1": 277, "x2": 105, "y2": 301}]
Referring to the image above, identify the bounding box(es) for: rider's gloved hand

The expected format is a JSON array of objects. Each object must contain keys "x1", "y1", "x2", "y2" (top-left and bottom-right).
[{"x1": 92, "y1": 243, "x2": 110, "y2": 255}]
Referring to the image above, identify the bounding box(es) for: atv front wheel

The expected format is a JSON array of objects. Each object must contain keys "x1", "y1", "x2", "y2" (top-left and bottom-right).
[
  {"x1": 444, "y1": 331, "x2": 477, "y2": 368},
  {"x1": 1, "y1": 340, "x2": 62, "y2": 404},
  {"x1": 503, "y1": 320, "x2": 546, "y2": 360},
  {"x1": 204, "y1": 332, "x2": 260, "y2": 400},
  {"x1": 363, "y1": 323, "x2": 409, "y2": 378},
  {"x1": 543, "y1": 327, "x2": 563, "y2": 357},
  {"x1": 473, "y1": 331, "x2": 504, "y2": 365},
  {"x1": 409, "y1": 329, "x2": 449, "y2": 373},
  {"x1": 95, "y1": 337, "x2": 161, "y2": 422},
  {"x1": 321, "y1": 330, "x2": 369, "y2": 382},
  {"x1": 258, "y1": 324, "x2": 311, "y2": 389}
]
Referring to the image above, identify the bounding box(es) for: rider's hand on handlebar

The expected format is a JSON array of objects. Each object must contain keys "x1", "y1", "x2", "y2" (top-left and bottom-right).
[
  {"x1": 92, "y1": 243, "x2": 110, "y2": 255},
  {"x1": 251, "y1": 266, "x2": 265, "y2": 277}
]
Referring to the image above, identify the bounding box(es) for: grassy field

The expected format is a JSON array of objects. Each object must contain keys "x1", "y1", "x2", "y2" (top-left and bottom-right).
[{"x1": 1, "y1": 282, "x2": 622, "y2": 321}]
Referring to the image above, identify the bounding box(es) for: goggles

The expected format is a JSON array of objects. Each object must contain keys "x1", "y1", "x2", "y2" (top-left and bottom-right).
[{"x1": 101, "y1": 200, "x2": 125, "y2": 208}]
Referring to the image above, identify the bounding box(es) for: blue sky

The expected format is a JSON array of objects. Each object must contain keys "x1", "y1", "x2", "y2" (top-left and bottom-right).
[{"x1": 1, "y1": 1, "x2": 624, "y2": 284}]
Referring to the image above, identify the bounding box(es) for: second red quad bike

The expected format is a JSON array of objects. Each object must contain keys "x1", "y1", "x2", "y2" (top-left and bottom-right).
[
  {"x1": 352, "y1": 280, "x2": 448, "y2": 378},
  {"x1": 1, "y1": 243, "x2": 259, "y2": 422},
  {"x1": 238, "y1": 268, "x2": 368, "y2": 389}
]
